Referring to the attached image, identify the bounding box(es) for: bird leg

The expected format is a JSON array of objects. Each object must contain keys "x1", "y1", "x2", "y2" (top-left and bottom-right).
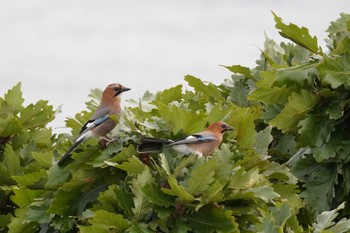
[
  {"x1": 99, "y1": 136, "x2": 119, "y2": 148},
  {"x1": 99, "y1": 136, "x2": 112, "y2": 148}
]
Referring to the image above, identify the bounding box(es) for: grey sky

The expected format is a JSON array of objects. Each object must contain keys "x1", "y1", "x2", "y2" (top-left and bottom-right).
[{"x1": 0, "y1": 0, "x2": 348, "y2": 131}]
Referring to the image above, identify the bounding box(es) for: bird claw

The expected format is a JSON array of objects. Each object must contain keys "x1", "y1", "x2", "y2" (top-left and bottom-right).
[{"x1": 99, "y1": 136, "x2": 119, "y2": 148}]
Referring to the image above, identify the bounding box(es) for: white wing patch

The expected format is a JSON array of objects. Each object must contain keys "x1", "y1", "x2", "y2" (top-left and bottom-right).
[
  {"x1": 169, "y1": 135, "x2": 215, "y2": 146},
  {"x1": 76, "y1": 130, "x2": 93, "y2": 142}
]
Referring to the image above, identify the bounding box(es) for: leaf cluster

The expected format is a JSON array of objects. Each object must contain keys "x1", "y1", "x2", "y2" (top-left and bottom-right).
[
  {"x1": 248, "y1": 12, "x2": 350, "y2": 221},
  {"x1": 1, "y1": 12, "x2": 350, "y2": 233},
  {"x1": 0, "y1": 78, "x2": 302, "y2": 232}
]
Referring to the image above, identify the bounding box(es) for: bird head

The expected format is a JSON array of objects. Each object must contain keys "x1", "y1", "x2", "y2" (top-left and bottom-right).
[
  {"x1": 105, "y1": 83, "x2": 131, "y2": 97},
  {"x1": 208, "y1": 122, "x2": 233, "y2": 134}
]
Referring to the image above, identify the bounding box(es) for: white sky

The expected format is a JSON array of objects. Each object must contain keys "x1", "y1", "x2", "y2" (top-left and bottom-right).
[{"x1": 0, "y1": 0, "x2": 348, "y2": 131}]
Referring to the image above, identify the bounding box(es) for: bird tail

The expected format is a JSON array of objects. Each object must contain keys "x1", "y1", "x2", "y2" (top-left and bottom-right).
[
  {"x1": 137, "y1": 138, "x2": 172, "y2": 153},
  {"x1": 57, "y1": 138, "x2": 84, "y2": 166}
]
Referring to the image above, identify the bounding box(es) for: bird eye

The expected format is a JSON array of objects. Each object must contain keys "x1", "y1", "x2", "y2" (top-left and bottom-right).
[{"x1": 113, "y1": 87, "x2": 122, "y2": 96}]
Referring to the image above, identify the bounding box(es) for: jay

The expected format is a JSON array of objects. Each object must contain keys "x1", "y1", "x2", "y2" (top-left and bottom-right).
[
  {"x1": 57, "y1": 83, "x2": 130, "y2": 165},
  {"x1": 138, "y1": 122, "x2": 233, "y2": 157}
]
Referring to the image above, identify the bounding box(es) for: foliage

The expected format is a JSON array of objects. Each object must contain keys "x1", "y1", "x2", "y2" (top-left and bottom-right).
[
  {"x1": 248, "y1": 12, "x2": 350, "y2": 221},
  {"x1": 1, "y1": 12, "x2": 350, "y2": 233}
]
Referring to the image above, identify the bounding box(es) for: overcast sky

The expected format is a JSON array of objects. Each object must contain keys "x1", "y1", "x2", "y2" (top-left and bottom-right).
[{"x1": 1, "y1": 0, "x2": 348, "y2": 131}]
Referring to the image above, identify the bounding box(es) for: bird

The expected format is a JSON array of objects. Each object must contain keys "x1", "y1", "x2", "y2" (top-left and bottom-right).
[
  {"x1": 138, "y1": 122, "x2": 233, "y2": 157},
  {"x1": 57, "y1": 83, "x2": 130, "y2": 166}
]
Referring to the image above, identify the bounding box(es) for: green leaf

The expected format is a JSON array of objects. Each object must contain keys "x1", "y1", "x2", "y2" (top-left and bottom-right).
[
  {"x1": 10, "y1": 189, "x2": 39, "y2": 208},
  {"x1": 65, "y1": 110, "x2": 93, "y2": 137},
  {"x1": 298, "y1": 115, "x2": 334, "y2": 147},
  {"x1": 228, "y1": 79, "x2": 250, "y2": 107},
  {"x1": 185, "y1": 75, "x2": 224, "y2": 102},
  {"x1": 49, "y1": 190, "x2": 78, "y2": 215},
  {"x1": 229, "y1": 167, "x2": 261, "y2": 190},
  {"x1": 269, "y1": 90, "x2": 319, "y2": 133},
  {"x1": 186, "y1": 207, "x2": 238, "y2": 233},
  {"x1": 258, "y1": 36, "x2": 285, "y2": 66},
  {"x1": 8, "y1": 208, "x2": 38, "y2": 233},
  {"x1": 248, "y1": 85, "x2": 292, "y2": 105},
  {"x1": 3, "y1": 144, "x2": 20, "y2": 174},
  {"x1": 245, "y1": 186, "x2": 280, "y2": 202},
  {"x1": 202, "y1": 179, "x2": 225, "y2": 204},
  {"x1": 117, "y1": 156, "x2": 147, "y2": 175},
  {"x1": 327, "y1": 13, "x2": 350, "y2": 35},
  {"x1": 312, "y1": 131, "x2": 346, "y2": 162},
  {"x1": 206, "y1": 103, "x2": 235, "y2": 124},
  {"x1": 186, "y1": 158, "x2": 217, "y2": 196},
  {"x1": 273, "y1": 203, "x2": 292, "y2": 227},
  {"x1": 326, "y1": 13, "x2": 350, "y2": 55},
  {"x1": 255, "y1": 71, "x2": 276, "y2": 87},
  {"x1": 171, "y1": 220, "x2": 192, "y2": 233},
  {"x1": 266, "y1": 162, "x2": 298, "y2": 184},
  {"x1": 51, "y1": 215, "x2": 75, "y2": 232},
  {"x1": 12, "y1": 170, "x2": 46, "y2": 187},
  {"x1": 97, "y1": 184, "x2": 120, "y2": 209},
  {"x1": 142, "y1": 182, "x2": 175, "y2": 207},
  {"x1": 332, "y1": 219, "x2": 350, "y2": 233},
  {"x1": 155, "y1": 207, "x2": 173, "y2": 231},
  {"x1": 0, "y1": 116, "x2": 22, "y2": 137},
  {"x1": 130, "y1": 170, "x2": 153, "y2": 221},
  {"x1": 108, "y1": 144, "x2": 134, "y2": 163},
  {"x1": 32, "y1": 151, "x2": 53, "y2": 168},
  {"x1": 50, "y1": 185, "x2": 107, "y2": 216},
  {"x1": 254, "y1": 126, "x2": 273, "y2": 156},
  {"x1": 313, "y1": 202, "x2": 349, "y2": 233},
  {"x1": 223, "y1": 65, "x2": 256, "y2": 81},
  {"x1": 298, "y1": 161, "x2": 337, "y2": 216},
  {"x1": 68, "y1": 143, "x2": 100, "y2": 166},
  {"x1": 0, "y1": 213, "x2": 11, "y2": 227},
  {"x1": 27, "y1": 198, "x2": 54, "y2": 223},
  {"x1": 248, "y1": 71, "x2": 295, "y2": 105},
  {"x1": 273, "y1": 184, "x2": 303, "y2": 210},
  {"x1": 273, "y1": 12, "x2": 320, "y2": 54},
  {"x1": 79, "y1": 224, "x2": 107, "y2": 233},
  {"x1": 114, "y1": 182, "x2": 134, "y2": 219},
  {"x1": 59, "y1": 169, "x2": 98, "y2": 192},
  {"x1": 318, "y1": 53, "x2": 350, "y2": 89},
  {"x1": 4, "y1": 82, "x2": 24, "y2": 111},
  {"x1": 72, "y1": 185, "x2": 107, "y2": 215},
  {"x1": 274, "y1": 134, "x2": 297, "y2": 158},
  {"x1": 155, "y1": 85, "x2": 183, "y2": 104},
  {"x1": 326, "y1": 103, "x2": 344, "y2": 120},
  {"x1": 126, "y1": 223, "x2": 153, "y2": 233},
  {"x1": 274, "y1": 62, "x2": 318, "y2": 88},
  {"x1": 157, "y1": 103, "x2": 206, "y2": 135},
  {"x1": 257, "y1": 203, "x2": 300, "y2": 233},
  {"x1": 159, "y1": 153, "x2": 172, "y2": 175},
  {"x1": 19, "y1": 100, "x2": 54, "y2": 128},
  {"x1": 45, "y1": 164, "x2": 71, "y2": 189},
  {"x1": 161, "y1": 176, "x2": 195, "y2": 202},
  {"x1": 84, "y1": 209, "x2": 130, "y2": 232},
  {"x1": 232, "y1": 107, "x2": 258, "y2": 148},
  {"x1": 30, "y1": 128, "x2": 52, "y2": 148},
  {"x1": 215, "y1": 144, "x2": 234, "y2": 183}
]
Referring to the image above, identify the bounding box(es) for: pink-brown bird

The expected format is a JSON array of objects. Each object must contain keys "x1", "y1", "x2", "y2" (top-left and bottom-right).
[
  {"x1": 138, "y1": 122, "x2": 233, "y2": 157},
  {"x1": 57, "y1": 83, "x2": 130, "y2": 165}
]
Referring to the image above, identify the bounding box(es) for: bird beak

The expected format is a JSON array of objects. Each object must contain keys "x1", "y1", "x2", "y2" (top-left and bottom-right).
[
  {"x1": 224, "y1": 126, "x2": 234, "y2": 132},
  {"x1": 122, "y1": 87, "x2": 131, "y2": 92}
]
